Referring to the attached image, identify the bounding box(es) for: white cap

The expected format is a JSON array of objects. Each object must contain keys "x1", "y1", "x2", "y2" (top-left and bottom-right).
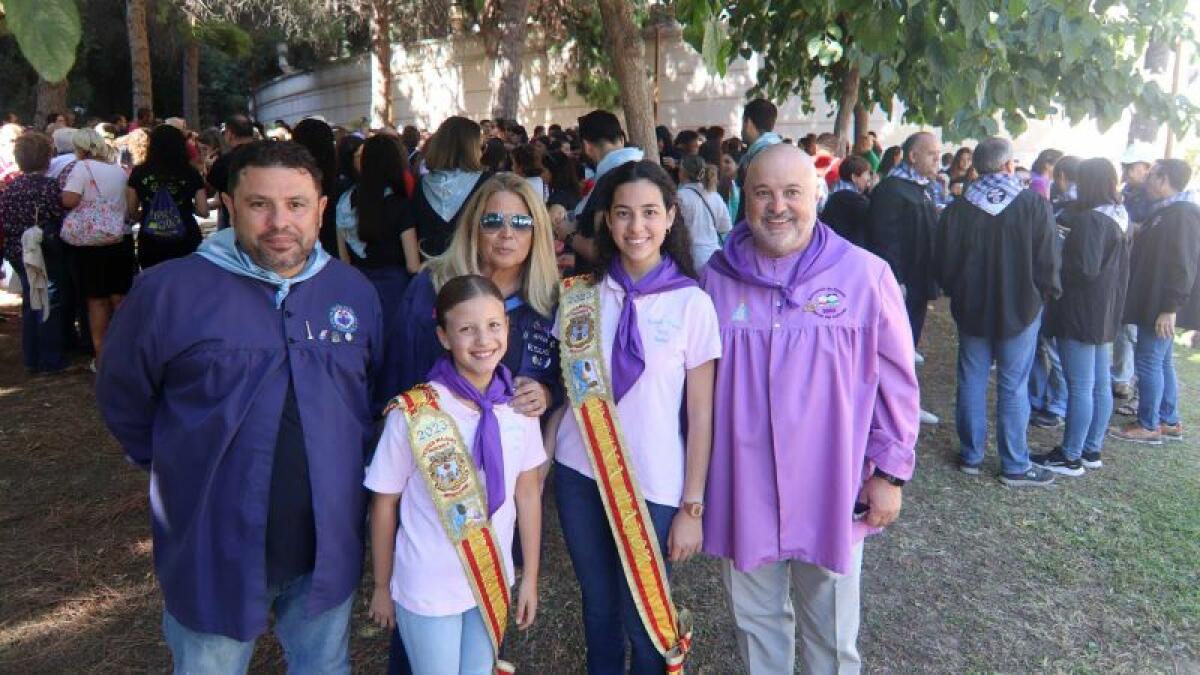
[{"x1": 1120, "y1": 142, "x2": 1157, "y2": 166}]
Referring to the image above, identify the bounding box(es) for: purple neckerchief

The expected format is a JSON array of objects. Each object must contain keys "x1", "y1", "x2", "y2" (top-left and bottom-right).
[
  {"x1": 706, "y1": 219, "x2": 835, "y2": 308},
  {"x1": 428, "y1": 355, "x2": 515, "y2": 516},
  {"x1": 607, "y1": 256, "x2": 697, "y2": 402}
]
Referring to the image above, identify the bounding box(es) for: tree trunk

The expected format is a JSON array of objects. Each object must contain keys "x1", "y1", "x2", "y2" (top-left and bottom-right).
[
  {"x1": 487, "y1": 0, "x2": 530, "y2": 122},
  {"x1": 853, "y1": 102, "x2": 870, "y2": 145},
  {"x1": 126, "y1": 0, "x2": 154, "y2": 117},
  {"x1": 596, "y1": 0, "x2": 658, "y2": 163},
  {"x1": 35, "y1": 78, "x2": 69, "y2": 126},
  {"x1": 832, "y1": 65, "x2": 860, "y2": 158},
  {"x1": 369, "y1": 0, "x2": 394, "y2": 129},
  {"x1": 182, "y1": 31, "x2": 201, "y2": 129},
  {"x1": 1128, "y1": 35, "x2": 1172, "y2": 144}
]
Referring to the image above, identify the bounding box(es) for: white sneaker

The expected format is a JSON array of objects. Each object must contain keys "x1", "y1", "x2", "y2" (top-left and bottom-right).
[
  {"x1": 919, "y1": 409, "x2": 939, "y2": 425},
  {"x1": 914, "y1": 351, "x2": 925, "y2": 366}
]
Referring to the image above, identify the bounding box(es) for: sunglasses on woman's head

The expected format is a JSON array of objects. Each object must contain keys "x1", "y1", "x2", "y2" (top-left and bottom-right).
[{"x1": 480, "y1": 212, "x2": 534, "y2": 231}]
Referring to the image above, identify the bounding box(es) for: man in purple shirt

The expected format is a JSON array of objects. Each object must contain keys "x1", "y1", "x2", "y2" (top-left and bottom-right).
[
  {"x1": 97, "y1": 141, "x2": 382, "y2": 673},
  {"x1": 702, "y1": 143, "x2": 920, "y2": 673}
]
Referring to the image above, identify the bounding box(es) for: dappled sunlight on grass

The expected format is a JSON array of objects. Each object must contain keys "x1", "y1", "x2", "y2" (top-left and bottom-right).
[{"x1": 0, "y1": 580, "x2": 156, "y2": 649}]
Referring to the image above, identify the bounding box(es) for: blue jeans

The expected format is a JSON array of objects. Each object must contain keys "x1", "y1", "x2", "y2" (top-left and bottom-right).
[
  {"x1": 1028, "y1": 335, "x2": 1068, "y2": 417},
  {"x1": 956, "y1": 313, "x2": 1042, "y2": 475},
  {"x1": 162, "y1": 575, "x2": 352, "y2": 674},
  {"x1": 1134, "y1": 329, "x2": 1179, "y2": 430},
  {"x1": 12, "y1": 260, "x2": 66, "y2": 373},
  {"x1": 395, "y1": 603, "x2": 493, "y2": 675},
  {"x1": 1111, "y1": 324, "x2": 1137, "y2": 384},
  {"x1": 1059, "y1": 339, "x2": 1113, "y2": 459},
  {"x1": 554, "y1": 463, "x2": 677, "y2": 675}
]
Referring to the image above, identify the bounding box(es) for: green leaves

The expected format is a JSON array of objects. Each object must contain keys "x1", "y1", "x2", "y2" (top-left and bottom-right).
[
  {"x1": 3, "y1": 0, "x2": 81, "y2": 82},
  {"x1": 194, "y1": 20, "x2": 253, "y2": 58},
  {"x1": 675, "y1": 0, "x2": 1199, "y2": 142}
]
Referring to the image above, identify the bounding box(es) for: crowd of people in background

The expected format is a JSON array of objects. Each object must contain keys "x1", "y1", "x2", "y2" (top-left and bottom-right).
[{"x1": 1, "y1": 97, "x2": 1198, "y2": 675}]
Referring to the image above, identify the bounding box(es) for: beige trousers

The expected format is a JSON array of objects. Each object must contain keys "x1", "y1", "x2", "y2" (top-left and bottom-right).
[{"x1": 721, "y1": 544, "x2": 864, "y2": 675}]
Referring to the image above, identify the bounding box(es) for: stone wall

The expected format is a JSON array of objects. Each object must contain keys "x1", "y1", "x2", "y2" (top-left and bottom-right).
[{"x1": 252, "y1": 27, "x2": 1142, "y2": 163}]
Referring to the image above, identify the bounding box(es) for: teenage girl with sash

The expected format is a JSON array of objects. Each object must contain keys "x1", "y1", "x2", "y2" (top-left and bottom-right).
[
  {"x1": 553, "y1": 160, "x2": 721, "y2": 673},
  {"x1": 366, "y1": 275, "x2": 547, "y2": 674}
]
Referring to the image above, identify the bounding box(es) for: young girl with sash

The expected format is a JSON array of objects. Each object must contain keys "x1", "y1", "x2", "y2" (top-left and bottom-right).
[
  {"x1": 553, "y1": 160, "x2": 721, "y2": 673},
  {"x1": 366, "y1": 275, "x2": 546, "y2": 674}
]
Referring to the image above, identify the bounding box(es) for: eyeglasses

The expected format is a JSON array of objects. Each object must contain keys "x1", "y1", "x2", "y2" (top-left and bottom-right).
[{"x1": 480, "y1": 212, "x2": 534, "y2": 231}]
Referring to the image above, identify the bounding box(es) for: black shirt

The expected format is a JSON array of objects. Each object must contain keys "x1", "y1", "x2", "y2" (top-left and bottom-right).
[
  {"x1": 348, "y1": 190, "x2": 414, "y2": 269},
  {"x1": 1123, "y1": 201, "x2": 1200, "y2": 330},
  {"x1": 411, "y1": 172, "x2": 490, "y2": 259},
  {"x1": 820, "y1": 189, "x2": 870, "y2": 248},
  {"x1": 936, "y1": 189, "x2": 1062, "y2": 339},
  {"x1": 866, "y1": 176, "x2": 940, "y2": 301},
  {"x1": 1047, "y1": 207, "x2": 1131, "y2": 344},
  {"x1": 265, "y1": 379, "x2": 317, "y2": 587}
]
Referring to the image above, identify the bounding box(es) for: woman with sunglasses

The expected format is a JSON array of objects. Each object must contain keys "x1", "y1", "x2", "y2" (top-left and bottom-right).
[
  {"x1": 378, "y1": 172, "x2": 561, "y2": 674},
  {"x1": 380, "y1": 171, "x2": 561, "y2": 413}
]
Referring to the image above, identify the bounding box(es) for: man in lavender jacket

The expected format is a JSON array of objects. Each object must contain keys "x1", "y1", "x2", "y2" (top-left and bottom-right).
[{"x1": 701, "y1": 143, "x2": 920, "y2": 674}]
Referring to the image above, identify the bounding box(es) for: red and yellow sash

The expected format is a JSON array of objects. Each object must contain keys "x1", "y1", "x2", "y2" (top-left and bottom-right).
[
  {"x1": 389, "y1": 385, "x2": 516, "y2": 674},
  {"x1": 557, "y1": 276, "x2": 692, "y2": 673}
]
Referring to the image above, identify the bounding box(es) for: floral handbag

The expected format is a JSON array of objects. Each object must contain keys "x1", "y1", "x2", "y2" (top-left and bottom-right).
[{"x1": 61, "y1": 161, "x2": 128, "y2": 247}]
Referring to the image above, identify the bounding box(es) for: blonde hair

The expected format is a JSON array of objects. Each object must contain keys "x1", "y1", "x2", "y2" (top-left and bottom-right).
[
  {"x1": 73, "y1": 128, "x2": 113, "y2": 162},
  {"x1": 427, "y1": 173, "x2": 559, "y2": 317},
  {"x1": 423, "y1": 116, "x2": 483, "y2": 172},
  {"x1": 125, "y1": 128, "x2": 150, "y2": 165}
]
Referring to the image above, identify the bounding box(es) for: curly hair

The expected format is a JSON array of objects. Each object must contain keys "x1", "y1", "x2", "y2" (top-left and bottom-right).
[{"x1": 588, "y1": 159, "x2": 697, "y2": 283}]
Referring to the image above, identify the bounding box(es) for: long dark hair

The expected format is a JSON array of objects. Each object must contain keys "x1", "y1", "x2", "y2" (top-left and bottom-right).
[
  {"x1": 336, "y1": 134, "x2": 364, "y2": 182},
  {"x1": 878, "y1": 146, "x2": 903, "y2": 175},
  {"x1": 589, "y1": 160, "x2": 697, "y2": 282},
  {"x1": 544, "y1": 150, "x2": 581, "y2": 196},
  {"x1": 292, "y1": 118, "x2": 337, "y2": 198},
  {"x1": 355, "y1": 134, "x2": 409, "y2": 243},
  {"x1": 1075, "y1": 157, "x2": 1120, "y2": 210},
  {"x1": 143, "y1": 124, "x2": 192, "y2": 176}
]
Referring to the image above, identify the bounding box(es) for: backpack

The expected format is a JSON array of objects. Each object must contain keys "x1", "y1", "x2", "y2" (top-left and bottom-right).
[{"x1": 140, "y1": 185, "x2": 186, "y2": 239}]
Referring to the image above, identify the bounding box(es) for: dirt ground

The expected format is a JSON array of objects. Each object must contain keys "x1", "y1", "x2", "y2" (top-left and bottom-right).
[{"x1": 1, "y1": 293, "x2": 1197, "y2": 674}]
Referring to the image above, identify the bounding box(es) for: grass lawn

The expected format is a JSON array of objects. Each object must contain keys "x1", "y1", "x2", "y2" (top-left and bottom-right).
[{"x1": 0, "y1": 298, "x2": 1196, "y2": 673}]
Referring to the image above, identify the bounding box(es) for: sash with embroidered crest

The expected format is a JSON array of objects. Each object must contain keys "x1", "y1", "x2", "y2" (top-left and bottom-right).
[
  {"x1": 387, "y1": 384, "x2": 516, "y2": 674},
  {"x1": 557, "y1": 276, "x2": 692, "y2": 673}
]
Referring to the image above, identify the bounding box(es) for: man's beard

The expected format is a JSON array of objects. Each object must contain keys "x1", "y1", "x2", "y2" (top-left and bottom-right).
[{"x1": 243, "y1": 229, "x2": 311, "y2": 274}]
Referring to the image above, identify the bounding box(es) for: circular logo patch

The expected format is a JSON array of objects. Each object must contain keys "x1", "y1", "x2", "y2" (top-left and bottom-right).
[
  {"x1": 806, "y1": 288, "x2": 847, "y2": 319},
  {"x1": 328, "y1": 304, "x2": 359, "y2": 333}
]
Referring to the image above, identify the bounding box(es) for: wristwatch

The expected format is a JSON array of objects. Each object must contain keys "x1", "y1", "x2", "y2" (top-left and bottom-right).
[
  {"x1": 873, "y1": 467, "x2": 906, "y2": 487},
  {"x1": 682, "y1": 501, "x2": 705, "y2": 518}
]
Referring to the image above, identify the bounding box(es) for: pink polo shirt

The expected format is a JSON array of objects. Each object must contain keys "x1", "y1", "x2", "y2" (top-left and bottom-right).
[
  {"x1": 364, "y1": 382, "x2": 547, "y2": 616},
  {"x1": 553, "y1": 276, "x2": 722, "y2": 507}
]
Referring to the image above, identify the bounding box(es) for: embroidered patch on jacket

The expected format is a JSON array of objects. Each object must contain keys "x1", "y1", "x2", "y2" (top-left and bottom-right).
[
  {"x1": 731, "y1": 301, "x2": 750, "y2": 323},
  {"x1": 803, "y1": 288, "x2": 847, "y2": 319},
  {"x1": 328, "y1": 304, "x2": 359, "y2": 334}
]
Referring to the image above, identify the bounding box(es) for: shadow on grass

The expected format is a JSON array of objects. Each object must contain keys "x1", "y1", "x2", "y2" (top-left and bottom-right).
[{"x1": 1, "y1": 300, "x2": 1196, "y2": 673}]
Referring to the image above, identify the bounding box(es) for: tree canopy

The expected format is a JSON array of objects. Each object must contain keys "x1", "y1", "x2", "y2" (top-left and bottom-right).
[{"x1": 677, "y1": 0, "x2": 1200, "y2": 141}]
